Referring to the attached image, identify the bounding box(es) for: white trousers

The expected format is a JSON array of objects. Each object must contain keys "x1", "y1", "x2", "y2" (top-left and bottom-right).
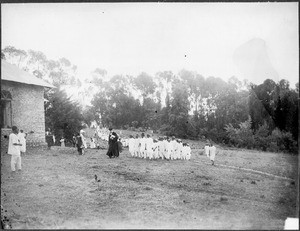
[{"x1": 11, "y1": 155, "x2": 21, "y2": 171}]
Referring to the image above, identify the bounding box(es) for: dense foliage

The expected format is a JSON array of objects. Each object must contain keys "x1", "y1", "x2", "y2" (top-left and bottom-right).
[
  {"x1": 2, "y1": 46, "x2": 298, "y2": 153},
  {"x1": 44, "y1": 88, "x2": 84, "y2": 142}
]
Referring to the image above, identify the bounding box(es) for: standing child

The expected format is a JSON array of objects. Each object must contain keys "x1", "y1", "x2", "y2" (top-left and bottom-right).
[
  {"x1": 139, "y1": 133, "x2": 146, "y2": 158},
  {"x1": 185, "y1": 143, "x2": 192, "y2": 160},
  {"x1": 177, "y1": 139, "x2": 183, "y2": 160},
  {"x1": 8, "y1": 126, "x2": 22, "y2": 172},
  {"x1": 204, "y1": 139, "x2": 210, "y2": 157},
  {"x1": 152, "y1": 139, "x2": 159, "y2": 159},
  {"x1": 128, "y1": 135, "x2": 135, "y2": 157},
  {"x1": 165, "y1": 137, "x2": 172, "y2": 160},
  {"x1": 90, "y1": 137, "x2": 96, "y2": 149},
  {"x1": 209, "y1": 142, "x2": 217, "y2": 165},
  {"x1": 158, "y1": 137, "x2": 165, "y2": 159},
  {"x1": 134, "y1": 134, "x2": 140, "y2": 157},
  {"x1": 60, "y1": 137, "x2": 65, "y2": 147},
  {"x1": 146, "y1": 134, "x2": 153, "y2": 160}
]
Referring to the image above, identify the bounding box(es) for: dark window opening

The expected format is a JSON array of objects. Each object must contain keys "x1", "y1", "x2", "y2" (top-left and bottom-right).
[{"x1": 1, "y1": 90, "x2": 12, "y2": 128}]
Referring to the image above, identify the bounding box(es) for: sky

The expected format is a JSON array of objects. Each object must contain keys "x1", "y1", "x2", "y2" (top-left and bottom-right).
[{"x1": 1, "y1": 2, "x2": 299, "y2": 87}]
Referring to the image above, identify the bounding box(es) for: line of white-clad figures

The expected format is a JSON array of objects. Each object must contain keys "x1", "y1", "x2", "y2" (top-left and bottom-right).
[{"x1": 126, "y1": 133, "x2": 192, "y2": 160}]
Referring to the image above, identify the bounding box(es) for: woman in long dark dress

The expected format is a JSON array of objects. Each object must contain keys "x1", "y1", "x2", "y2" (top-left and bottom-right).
[{"x1": 106, "y1": 128, "x2": 119, "y2": 158}]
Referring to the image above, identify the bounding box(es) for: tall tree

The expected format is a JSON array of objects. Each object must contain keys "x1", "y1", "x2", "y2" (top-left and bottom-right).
[{"x1": 45, "y1": 88, "x2": 84, "y2": 141}]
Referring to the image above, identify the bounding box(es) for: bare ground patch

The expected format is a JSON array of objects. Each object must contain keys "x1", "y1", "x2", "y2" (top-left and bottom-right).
[{"x1": 1, "y1": 145, "x2": 297, "y2": 229}]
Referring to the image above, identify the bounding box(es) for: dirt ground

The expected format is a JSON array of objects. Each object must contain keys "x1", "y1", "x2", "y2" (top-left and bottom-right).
[{"x1": 1, "y1": 137, "x2": 298, "y2": 229}]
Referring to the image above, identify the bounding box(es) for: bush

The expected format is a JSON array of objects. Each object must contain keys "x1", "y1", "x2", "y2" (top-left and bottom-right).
[
  {"x1": 270, "y1": 128, "x2": 298, "y2": 153},
  {"x1": 225, "y1": 117, "x2": 298, "y2": 153},
  {"x1": 254, "y1": 123, "x2": 270, "y2": 151}
]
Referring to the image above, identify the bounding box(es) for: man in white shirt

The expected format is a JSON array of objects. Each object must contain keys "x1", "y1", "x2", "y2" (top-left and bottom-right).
[{"x1": 8, "y1": 126, "x2": 22, "y2": 172}]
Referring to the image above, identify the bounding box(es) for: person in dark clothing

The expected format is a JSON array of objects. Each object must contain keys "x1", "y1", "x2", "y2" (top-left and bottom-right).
[
  {"x1": 106, "y1": 128, "x2": 119, "y2": 158},
  {"x1": 45, "y1": 131, "x2": 53, "y2": 150},
  {"x1": 76, "y1": 133, "x2": 84, "y2": 155}
]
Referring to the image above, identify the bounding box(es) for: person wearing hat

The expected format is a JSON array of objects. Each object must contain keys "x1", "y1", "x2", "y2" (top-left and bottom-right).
[{"x1": 106, "y1": 128, "x2": 119, "y2": 158}]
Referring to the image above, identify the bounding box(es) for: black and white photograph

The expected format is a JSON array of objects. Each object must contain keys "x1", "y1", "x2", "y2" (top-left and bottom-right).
[{"x1": 1, "y1": 2, "x2": 298, "y2": 229}]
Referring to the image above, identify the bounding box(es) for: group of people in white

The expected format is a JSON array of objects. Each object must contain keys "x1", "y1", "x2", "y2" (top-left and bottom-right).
[
  {"x1": 92, "y1": 128, "x2": 218, "y2": 163},
  {"x1": 127, "y1": 133, "x2": 192, "y2": 160}
]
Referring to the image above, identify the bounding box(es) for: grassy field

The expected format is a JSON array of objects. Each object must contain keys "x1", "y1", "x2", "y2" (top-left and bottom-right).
[{"x1": 1, "y1": 129, "x2": 298, "y2": 229}]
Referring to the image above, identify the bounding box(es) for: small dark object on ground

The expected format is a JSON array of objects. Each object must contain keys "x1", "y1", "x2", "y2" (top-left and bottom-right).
[
  {"x1": 251, "y1": 181, "x2": 256, "y2": 184},
  {"x1": 220, "y1": 197, "x2": 228, "y2": 202}
]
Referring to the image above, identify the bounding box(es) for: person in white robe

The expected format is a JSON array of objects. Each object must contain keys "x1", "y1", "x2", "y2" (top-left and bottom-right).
[
  {"x1": 134, "y1": 134, "x2": 140, "y2": 157},
  {"x1": 170, "y1": 136, "x2": 177, "y2": 160},
  {"x1": 162, "y1": 136, "x2": 168, "y2": 159},
  {"x1": 128, "y1": 135, "x2": 135, "y2": 157},
  {"x1": 90, "y1": 137, "x2": 96, "y2": 149},
  {"x1": 176, "y1": 139, "x2": 183, "y2": 159},
  {"x1": 139, "y1": 133, "x2": 146, "y2": 158},
  {"x1": 204, "y1": 140, "x2": 210, "y2": 158},
  {"x1": 80, "y1": 130, "x2": 87, "y2": 149},
  {"x1": 145, "y1": 134, "x2": 154, "y2": 159},
  {"x1": 60, "y1": 137, "x2": 65, "y2": 147},
  {"x1": 158, "y1": 138, "x2": 165, "y2": 159},
  {"x1": 209, "y1": 142, "x2": 217, "y2": 165},
  {"x1": 185, "y1": 143, "x2": 192, "y2": 160},
  {"x1": 165, "y1": 138, "x2": 173, "y2": 160},
  {"x1": 152, "y1": 139, "x2": 159, "y2": 159}
]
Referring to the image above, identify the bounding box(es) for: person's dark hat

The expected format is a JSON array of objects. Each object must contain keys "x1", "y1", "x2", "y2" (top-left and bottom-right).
[{"x1": 109, "y1": 128, "x2": 113, "y2": 131}]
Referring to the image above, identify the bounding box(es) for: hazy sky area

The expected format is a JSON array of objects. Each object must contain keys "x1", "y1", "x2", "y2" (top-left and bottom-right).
[{"x1": 1, "y1": 2, "x2": 299, "y2": 87}]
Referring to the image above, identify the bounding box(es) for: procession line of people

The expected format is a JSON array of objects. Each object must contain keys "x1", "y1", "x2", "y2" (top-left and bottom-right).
[{"x1": 127, "y1": 133, "x2": 192, "y2": 160}]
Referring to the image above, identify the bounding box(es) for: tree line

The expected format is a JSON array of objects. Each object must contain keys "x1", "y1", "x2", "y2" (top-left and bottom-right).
[{"x1": 2, "y1": 46, "x2": 298, "y2": 153}]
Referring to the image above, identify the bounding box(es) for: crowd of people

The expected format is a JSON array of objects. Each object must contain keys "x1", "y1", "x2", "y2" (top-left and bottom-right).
[
  {"x1": 127, "y1": 133, "x2": 192, "y2": 160},
  {"x1": 8, "y1": 125, "x2": 216, "y2": 173},
  {"x1": 7, "y1": 124, "x2": 218, "y2": 174}
]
